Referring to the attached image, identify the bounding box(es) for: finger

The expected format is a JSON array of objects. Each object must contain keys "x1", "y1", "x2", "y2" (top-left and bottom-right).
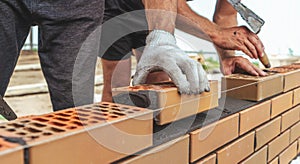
[
  {"x1": 177, "y1": 59, "x2": 200, "y2": 94},
  {"x1": 248, "y1": 34, "x2": 264, "y2": 58},
  {"x1": 236, "y1": 60, "x2": 259, "y2": 76},
  {"x1": 197, "y1": 63, "x2": 210, "y2": 93},
  {"x1": 161, "y1": 64, "x2": 190, "y2": 94},
  {"x1": 133, "y1": 68, "x2": 150, "y2": 86},
  {"x1": 239, "y1": 44, "x2": 254, "y2": 59},
  {"x1": 244, "y1": 39, "x2": 258, "y2": 59},
  {"x1": 251, "y1": 64, "x2": 268, "y2": 76}
]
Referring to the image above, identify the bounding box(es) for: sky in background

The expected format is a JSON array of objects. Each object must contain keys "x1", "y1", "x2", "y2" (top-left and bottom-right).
[
  {"x1": 26, "y1": 0, "x2": 300, "y2": 56},
  {"x1": 182, "y1": 0, "x2": 300, "y2": 56}
]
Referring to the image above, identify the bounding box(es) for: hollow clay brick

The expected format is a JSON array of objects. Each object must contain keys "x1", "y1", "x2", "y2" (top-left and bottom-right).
[
  {"x1": 269, "y1": 66, "x2": 300, "y2": 92},
  {"x1": 113, "y1": 81, "x2": 219, "y2": 125},
  {"x1": 281, "y1": 106, "x2": 300, "y2": 132},
  {"x1": 239, "y1": 101, "x2": 271, "y2": 135},
  {"x1": 271, "y1": 91, "x2": 293, "y2": 118},
  {"x1": 190, "y1": 114, "x2": 239, "y2": 162},
  {"x1": 268, "y1": 130, "x2": 290, "y2": 162},
  {"x1": 255, "y1": 117, "x2": 281, "y2": 150},
  {"x1": 279, "y1": 141, "x2": 298, "y2": 164},
  {"x1": 217, "y1": 132, "x2": 255, "y2": 164},
  {"x1": 222, "y1": 73, "x2": 283, "y2": 101}
]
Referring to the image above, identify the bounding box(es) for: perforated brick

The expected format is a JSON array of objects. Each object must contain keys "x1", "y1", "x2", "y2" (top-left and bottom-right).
[
  {"x1": 270, "y1": 65, "x2": 300, "y2": 92},
  {"x1": 113, "y1": 81, "x2": 219, "y2": 125},
  {"x1": 222, "y1": 73, "x2": 283, "y2": 101},
  {"x1": 0, "y1": 102, "x2": 153, "y2": 164},
  {"x1": 0, "y1": 138, "x2": 23, "y2": 164}
]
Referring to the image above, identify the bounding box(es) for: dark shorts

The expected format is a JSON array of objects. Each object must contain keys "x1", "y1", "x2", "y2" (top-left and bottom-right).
[
  {"x1": 0, "y1": 0, "x2": 104, "y2": 111},
  {"x1": 100, "y1": 0, "x2": 148, "y2": 60}
]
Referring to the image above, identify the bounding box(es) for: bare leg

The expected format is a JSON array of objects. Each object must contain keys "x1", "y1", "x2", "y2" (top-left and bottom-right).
[
  {"x1": 133, "y1": 49, "x2": 170, "y2": 83},
  {"x1": 101, "y1": 58, "x2": 131, "y2": 102}
]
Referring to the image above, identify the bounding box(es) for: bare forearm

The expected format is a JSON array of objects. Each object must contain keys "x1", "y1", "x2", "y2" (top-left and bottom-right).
[{"x1": 143, "y1": 0, "x2": 177, "y2": 34}]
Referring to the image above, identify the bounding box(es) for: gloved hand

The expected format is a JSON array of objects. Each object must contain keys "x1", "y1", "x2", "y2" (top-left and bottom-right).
[{"x1": 133, "y1": 30, "x2": 210, "y2": 94}]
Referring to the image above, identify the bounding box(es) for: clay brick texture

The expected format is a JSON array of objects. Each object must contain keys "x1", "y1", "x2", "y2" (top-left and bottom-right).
[{"x1": 0, "y1": 138, "x2": 24, "y2": 164}]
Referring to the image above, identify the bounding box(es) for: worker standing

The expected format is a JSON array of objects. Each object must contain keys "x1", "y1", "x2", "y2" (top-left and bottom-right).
[{"x1": 0, "y1": 0, "x2": 104, "y2": 111}]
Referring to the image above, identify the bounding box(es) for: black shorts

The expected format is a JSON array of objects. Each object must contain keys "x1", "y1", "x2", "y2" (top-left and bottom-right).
[{"x1": 100, "y1": 0, "x2": 148, "y2": 60}]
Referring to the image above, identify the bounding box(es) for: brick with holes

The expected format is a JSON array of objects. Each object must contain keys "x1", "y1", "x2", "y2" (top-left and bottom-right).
[
  {"x1": 112, "y1": 81, "x2": 219, "y2": 125},
  {"x1": 222, "y1": 73, "x2": 283, "y2": 101},
  {"x1": 0, "y1": 137, "x2": 24, "y2": 164},
  {"x1": 0, "y1": 102, "x2": 153, "y2": 164}
]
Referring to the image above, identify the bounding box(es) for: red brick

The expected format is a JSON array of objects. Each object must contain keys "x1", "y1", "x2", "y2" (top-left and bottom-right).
[
  {"x1": 119, "y1": 135, "x2": 189, "y2": 164},
  {"x1": 279, "y1": 141, "x2": 298, "y2": 164},
  {"x1": 195, "y1": 154, "x2": 216, "y2": 164},
  {"x1": 222, "y1": 73, "x2": 283, "y2": 101},
  {"x1": 190, "y1": 114, "x2": 239, "y2": 162},
  {"x1": 271, "y1": 91, "x2": 293, "y2": 118},
  {"x1": 113, "y1": 81, "x2": 219, "y2": 125},
  {"x1": 281, "y1": 106, "x2": 300, "y2": 132},
  {"x1": 239, "y1": 101, "x2": 271, "y2": 135},
  {"x1": 217, "y1": 132, "x2": 255, "y2": 164},
  {"x1": 240, "y1": 146, "x2": 267, "y2": 164},
  {"x1": 268, "y1": 130, "x2": 290, "y2": 162},
  {"x1": 255, "y1": 117, "x2": 281, "y2": 150}
]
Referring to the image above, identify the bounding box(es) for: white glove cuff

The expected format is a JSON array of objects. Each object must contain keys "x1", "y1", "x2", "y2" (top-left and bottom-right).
[{"x1": 146, "y1": 30, "x2": 176, "y2": 46}]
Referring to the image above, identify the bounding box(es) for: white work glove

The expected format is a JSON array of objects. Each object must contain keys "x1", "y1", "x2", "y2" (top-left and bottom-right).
[{"x1": 133, "y1": 30, "x2": 210, "y2": 94}]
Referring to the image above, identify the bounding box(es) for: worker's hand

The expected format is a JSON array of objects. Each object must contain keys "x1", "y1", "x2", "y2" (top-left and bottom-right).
[
  {"x1": 220, "y1": 56, "x2": 267, "y2": 76},
  {"x1": 213, "y1": 26, "x2": 264, "y2": 59},
  {"x1": 133, "y1": 30, "x2": 210, "y2": 94}
]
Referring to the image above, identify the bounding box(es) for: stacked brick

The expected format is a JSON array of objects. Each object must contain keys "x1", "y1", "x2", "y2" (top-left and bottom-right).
[{"x1": 0, "y1": 64, "x2": 300, "y2": 164}]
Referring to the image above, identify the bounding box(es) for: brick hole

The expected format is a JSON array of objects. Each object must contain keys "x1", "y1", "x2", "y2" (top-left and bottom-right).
[
  {"x1": 54, "y1": 117, "x2": 69, "y2": 122},
  {"x1": 49, "y1": 121, "x2": 66, "y2": 127},
  {"x1": 0, "y1": 125, "x2": 6, "y2": 128},
  {"x1": 56, "y1": 113, "x2": 71, "y2": 117},
  {"x1": 43, "y1": 132, "x2": 52, "y2": 136},
  {"x1": 16, "y1": 132, "x2": 27, "y2": 136},
  {"x1": 77, "y1": 113, "x2": 89, "y2": 117},
  {"x1": 49, "y1": 127, "x2": 65, "y2": 133},
  {"x1": 66, "y1": 126, "x2": 77, "y2": 130},
  {"x1": 91, "y1": 112, "x2": 107, "y2": 117},
  {"x1": 132, "y1": 109, "x2": 141, "y2": 112},
  {"x1": 89, "y1": 120, "x2": 98, "y2": 124},
  {"x1": 77, "y1": 108, "x2": 91, "y2": 113},
  {"x1": 126, "y1": 111, "x2": 134, "y2": 114},
  {"x1": 91, "y1": 116, "x2": 106, "y2": 121},
  {"x1": 30, "y1": 122, "x2": 47, "y2": 128},
  {"x1": 72, "y1": 116, "x2": 88, "y2": 121},
  {"x1": 111, "y1": 105, "x2": 119, "y2": 108},
  {"x1": 65, "y1": 110, "x2": 73, "y2": 113},
  {"x1": 6, "y1": 128, "x2": 16, "y2": 132},
  {"x1": 45, "y1": 115, "x2": 54, "y2": 118},
  {"x1": 33, "y1": 118, "x2": 49, "y2": 123},
  {"x1": 111, "y1": 107, "x2": 121, "y2": 111},
  {"x1": 109, "y1": 115, "x2": 119, "y2": 119},
  {"x1": 71, "y1": 121, "x2": 87, "y2": 126},
  {"x1": 24, "y1": 127, "x2": 42, "y2": 133},
  {"x1": 8, "y1": 123, "x2": 25, "y2": 128},
  {"x1": 100, "y1": 109, "x2": 108, "y2": 112},
  {"x1": 112, "y1": 112, "x2": 126, "y2": 116},
  {"x1": 94, "y1": 105, "x2": 109, "y2": 108},
  {"x1": 101, "y1": 103, "x2": 110, "y2": 106},
  {"x1": 20, "y1": 120, "x2": 30, "y2": 123},
  {"x1": 28, "y1": 136, "x2": 39, "y2": 140}
]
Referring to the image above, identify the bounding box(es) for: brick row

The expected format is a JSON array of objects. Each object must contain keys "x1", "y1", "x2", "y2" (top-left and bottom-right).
[{"x1": 0, "y1": 102, "x2": 153, "y2": 164}]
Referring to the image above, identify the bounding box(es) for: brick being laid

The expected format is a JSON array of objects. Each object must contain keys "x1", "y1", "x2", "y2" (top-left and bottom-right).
[
  {"x1": 217, "y1": 131, "x2": 255, "y2": 164},
  {"x1": 222, "y1": 73, "x2": 283, "y2": 101},
  {"x1": 240, "y1": 146, "x2": 267, "y2": 164},
  {"x1": 278, "y1": 141, "x2": 298, "y2": 164},
  {"x1": 267, "y1": 130, "x2": 290, "y2": 162},
  {"x1": 0, "y1": 102, "x2": 153, "y2": 164},
  {"x1": 269, "y1": 64, "x2": 300, "y2": 92},
  {"x1": 239, "y1": 100, "x2": 271, "y2": 135},
  {"x1": 112, "y1": 81, "x2": 219, "y2": 125},
  {"x1": 0, "y1": 137, "x2": 24, "y2": 164},
  {"x1": 281, "y1": 105, "x2": 300, "y2": 132},
  {"x1": 118, "y1": 135, "x2": 189, "y2": 164},
  {"x1": 189, "y1": 114, "x2": 239, "y2": 163},
  {"x1": 271, "y1": 91, "x2": 293, "y2": 118},
  {"x1": 255, "y1": 117, "x2": 281, "y2": 150}
]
